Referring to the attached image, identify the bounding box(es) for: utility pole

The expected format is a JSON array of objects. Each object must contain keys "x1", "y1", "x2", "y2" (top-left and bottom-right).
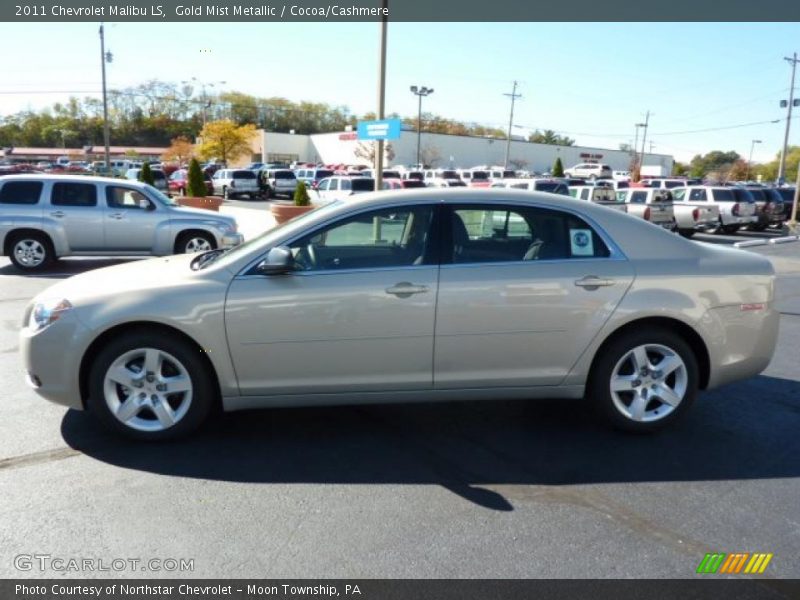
[
  {"x1": 778, "y1": 53, "x2": 799, "y2": 184},
  {"x1": 638, "y1": 111, "x2": 651, "y2": 175},
  {"x1": 374, "y1": 0, "x2": 388, "y2": 192},
  {"x1": 99, "y1": 23, "x2": 111, "y2": 174},
  {"x1": 632, "y1": 124, "x2": 641, "y2": 169},
  {"x1": 503, "y1": 81, "x2": 521, "y2": 169}
]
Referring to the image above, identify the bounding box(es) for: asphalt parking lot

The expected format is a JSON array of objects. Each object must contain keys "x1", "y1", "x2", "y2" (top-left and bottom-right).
[{"x1": 1, "y1": 221, "x2": 799, "y2": 580}]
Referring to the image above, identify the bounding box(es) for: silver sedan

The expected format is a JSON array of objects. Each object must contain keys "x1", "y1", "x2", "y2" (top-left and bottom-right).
[{"x1": 20, "y1": 189, "x2": 779, "y2": 440}]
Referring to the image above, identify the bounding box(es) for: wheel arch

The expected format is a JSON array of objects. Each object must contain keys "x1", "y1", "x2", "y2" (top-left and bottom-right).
[
  {"x1": 587, "y1": 316, "x2": 711, "y2": 390},
  {"x1": 78, "y1": 321, "x2": 222, "y2": 410},
  {"x1": 3, "y1": 227, "x2": 55, "y2": 256}
]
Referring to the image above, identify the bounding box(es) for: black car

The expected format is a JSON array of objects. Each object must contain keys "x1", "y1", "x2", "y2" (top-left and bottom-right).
[{"x1": 744, "y1": 186, "x2": 785, "y2": 231}]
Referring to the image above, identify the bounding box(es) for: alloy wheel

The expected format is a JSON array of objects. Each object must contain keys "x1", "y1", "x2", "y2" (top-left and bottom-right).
[
  {"x1": 13, "y1": 239, "x2": 46, "y2": 268},
  {"x1": 102, "y1": 347, "x2": 193, "y2": 432},
  {"x1": 609, "y1": 343, "x2": 688, "y2": 423},
  {"x1": 184, "y1": 237, "x2": 212, "y2": 253}
]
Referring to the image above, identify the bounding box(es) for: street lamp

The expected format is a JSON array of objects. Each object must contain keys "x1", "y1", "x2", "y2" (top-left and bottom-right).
[
  {"x1": 410, "y1": 85, "x2": 433, "y2": 168},
  {"x1": 99, "y1": 23, "x2": 112, "y2": 173},
  {"x1": 746, "y1": 139, "x2": 762, "y2": 182},
  {"x1": 182, "y1": 77, "x2": 227, "y2": 126}
]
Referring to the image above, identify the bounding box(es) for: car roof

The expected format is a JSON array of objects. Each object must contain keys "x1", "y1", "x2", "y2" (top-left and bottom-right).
[{"x1": 0, "y1": 173, "x2": 149, "y2": 188}]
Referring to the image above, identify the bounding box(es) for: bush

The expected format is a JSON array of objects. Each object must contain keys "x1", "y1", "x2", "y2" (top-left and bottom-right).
[
  {"x1": 186, "y1": 158, "x2": 207, "y2": 198},
  {"x1": 293, "y1": 180, "x2": 310, "y2": 207},
  {"x1": 552, "y1": 157, "x2": 564, "y2": 178},
  {"x1": 138, "y1": 162, "x2": 156, "y2": 186}
]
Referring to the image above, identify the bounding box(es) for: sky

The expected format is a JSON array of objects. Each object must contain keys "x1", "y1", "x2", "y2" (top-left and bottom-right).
[{"x1": 0, "y1": 21, "x2": 798, "y2": 163}]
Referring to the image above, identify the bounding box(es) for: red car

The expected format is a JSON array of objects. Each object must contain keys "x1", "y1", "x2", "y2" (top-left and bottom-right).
[{"x1": 168, "y1": 169, "x2": 214, "y2": 196}]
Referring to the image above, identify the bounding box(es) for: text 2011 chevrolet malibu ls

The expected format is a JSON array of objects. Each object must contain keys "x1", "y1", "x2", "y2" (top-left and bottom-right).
[{"x1": 21, "y1": 189, "x2": 779, "y2": 440}]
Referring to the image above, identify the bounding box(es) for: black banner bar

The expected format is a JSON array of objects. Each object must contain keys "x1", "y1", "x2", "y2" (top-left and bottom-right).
[{"x1": 3, "y1": 580, "x2": 800, "y2": 600}]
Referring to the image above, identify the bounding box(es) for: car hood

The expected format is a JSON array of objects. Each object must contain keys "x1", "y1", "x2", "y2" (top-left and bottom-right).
[
  {"x1": 33, "y1": 254, "x2": 207, "y2": 307},
  {"x1": 168, "y1": 205, "x2": 236, "y2": 224}
]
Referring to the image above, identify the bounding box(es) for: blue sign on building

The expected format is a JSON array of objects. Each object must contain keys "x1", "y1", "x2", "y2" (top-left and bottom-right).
[{"x1": 357, "y1": 119, "x2": 402, "y2": 141}]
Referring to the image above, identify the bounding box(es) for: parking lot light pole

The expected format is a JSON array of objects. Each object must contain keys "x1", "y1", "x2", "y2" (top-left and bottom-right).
[
  {"x1": 746, "y1": 139, "x2": 762, "y2": 181},
  {"x1": 410, "y1": 86, "x2": 433, "y2": 167},
  {"x1": 778, "y1": 53, "x2": 799, "y2": 184},
  {"x1": 183, "y1": 78, "x2": 227, "y2": 127},
  {"x1": 503, "y1": 81, "x2": 521, "y2": 169},
  {"x1": 375, "y1": 0, "x2": 388, "y2": 193},
  {"x1": 99, "y1": 23, "x2": 111, "y2": 173}
]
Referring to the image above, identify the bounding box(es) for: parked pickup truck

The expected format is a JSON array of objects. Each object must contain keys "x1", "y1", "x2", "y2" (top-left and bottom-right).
[
  {"x1": 569, "y1": 185, "x2": 628, "y2": 213},
  {"x1": 681, "y1": 186, "x2": 756, "y2": 234},
  {"x1": 0, "y1": 174, "x2": 243, "y2": 272},
  {"x1": 670, "y1": 187, "x2": 722, "y2": 238},
  {"x1": 616, "y1": 188, "x2": 675, "y2": 229}
]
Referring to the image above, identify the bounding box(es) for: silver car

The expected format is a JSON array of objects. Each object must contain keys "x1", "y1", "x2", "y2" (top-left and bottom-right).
[
  {"x1": 211, "y1": 169, "x2": 260, "y2": 199},
  {"x1": 21, "y1": 189, "x2": 778, "y2": 440},
  {"x1": 0, "y1": 174, "x2": 243, "y2": 271}
]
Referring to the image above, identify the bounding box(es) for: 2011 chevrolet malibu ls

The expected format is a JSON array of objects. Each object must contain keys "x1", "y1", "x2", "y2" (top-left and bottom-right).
[{"x1": 20, "y1": 189, "x2": 779, "y2": 440}]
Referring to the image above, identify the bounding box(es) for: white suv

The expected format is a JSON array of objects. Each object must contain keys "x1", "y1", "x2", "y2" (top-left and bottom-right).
[
  {"x1": 564, "y1": 163, "x2": 613, "y2": 180},
  {"x1": 211, "y1": 169, "x2": 260, "y2": 199},
  {"x1": 683, "y1": 186, "x2": 757, "y2": 234}
]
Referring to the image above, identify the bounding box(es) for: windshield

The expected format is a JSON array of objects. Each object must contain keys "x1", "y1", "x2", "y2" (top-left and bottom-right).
[
  {"x1": 209, "y1": 201, "x2": 344, "y2": 270},
  {"x1": 274, "y1": 171, "x2": 296, "y2": 179}
]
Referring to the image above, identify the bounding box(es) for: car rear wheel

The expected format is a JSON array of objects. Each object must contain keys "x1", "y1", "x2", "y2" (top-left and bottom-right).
[
  {"x1": 678, "y1": 229, "x2": 695, "y2": 239},
  {"x1": 721, "y1": 224, "x2": 740, "y2": 235},
  {"x1": 589, "y1": 328, "x2": 698, "y2": 432},
  {"x1": 87, "y1": 333, "x2": 215, "y2": 440},
  {"x1": 176, "y1": 231, "x2": 215, "y2": 254},
  {"x1": 8, "y1": 232, "x2": 56, "y2": 271}
]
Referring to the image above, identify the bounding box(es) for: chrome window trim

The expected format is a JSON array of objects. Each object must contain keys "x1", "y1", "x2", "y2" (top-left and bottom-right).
[{"x1": 233, "y1": 196, "x2": 628, "y2": 279}]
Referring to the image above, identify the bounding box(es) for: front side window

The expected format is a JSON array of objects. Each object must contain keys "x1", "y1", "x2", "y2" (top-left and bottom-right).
[
  {"x1": 289, "y1": 205, "x2": 435, "y2": 271},
  {"x1": 51, "y1": 182, "x2": 97, "y2": 206},
  {"x1": 0, "y1": 181, "x2": 43, "y2": 204},
  {"x1": 106, "y1": 186, "x2": 151, "y2": 210},
  {"x1": 448, "y1": 204, "x2": 610, "y2": 264}
]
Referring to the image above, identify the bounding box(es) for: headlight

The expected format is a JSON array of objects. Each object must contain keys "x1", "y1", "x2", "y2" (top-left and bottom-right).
[{"x1": 29, "y1": 299, "x2": 73, "y2": 332}]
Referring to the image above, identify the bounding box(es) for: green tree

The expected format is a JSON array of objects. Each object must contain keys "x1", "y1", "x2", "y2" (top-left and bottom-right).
[
  {"x1": 672, "y1": 161, "x2": 689, "y2": 176},
  {"x1": 552, "y1": 157, "x2": 564, "y2": 177},
  {"x1": 688, "y1": 150, "x2": 741, "y2": 179},
  {"x1": 138, "y1": 162, "x2": 155, "y2": 186},
  {"x1": 293, "y1": 181, "x2": 310, "y2": 207},
  {"x1": 529, "y1": 129, "x2": 575, "y2": 146},
  {"x1": 186, "y1": 158, "x2": 206, "y2": 197},
  {"x1": 195, "y1": 120, "x2": 256, "y2": 166}
]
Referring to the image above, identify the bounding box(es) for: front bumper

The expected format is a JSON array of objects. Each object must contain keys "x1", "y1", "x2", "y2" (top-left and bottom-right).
[
  {"x1": 222, "y1": 233, "x2": 245, "y2": 248},
  {"x1": 20, "y1": 313, "x2": 91, "y2": 410}
]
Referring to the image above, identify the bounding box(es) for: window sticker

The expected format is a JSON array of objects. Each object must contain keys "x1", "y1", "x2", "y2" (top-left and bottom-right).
[{"x1": 570, "y1": 229, "x2": 594, "y2": 256}]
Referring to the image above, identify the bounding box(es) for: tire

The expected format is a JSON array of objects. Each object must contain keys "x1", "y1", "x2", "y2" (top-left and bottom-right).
[
  {"x1": 589, "y1": 327, "x2": 698, "y2": 433},
  {"x1": 722, "y1": 224, "x2": 740, "y2": 235},
  {"x1": 678, "y1": 229, "x2": 695, "y2": 239},
  {"x1": 176, "y1": 231, "x2": 216, "y2": 254},
  {"x1": 87, "y1": 331, "x2": 216, "y2": 441},
  {"x1": 7, "y1": 231, "x2": 56, "y2": 272}
]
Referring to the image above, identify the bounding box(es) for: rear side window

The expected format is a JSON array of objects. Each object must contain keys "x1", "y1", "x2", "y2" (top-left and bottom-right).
[
  {"x1": 51, "y1": 182, "x2": 97, "y2": 206},
  {"x1": 712, "y1": 189, "x2": 735, "y2": 202},
  {"x1": 0, "y1": 181, "x2": 43, "y2": 204},
  {"x1": 688, "y1": 189, "x2": 707, "y2": 202}
]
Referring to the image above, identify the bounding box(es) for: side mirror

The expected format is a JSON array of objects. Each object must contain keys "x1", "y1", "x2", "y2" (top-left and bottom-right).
[{"x1": 256, "y1": 246, "x2": 295, "y2": 275}]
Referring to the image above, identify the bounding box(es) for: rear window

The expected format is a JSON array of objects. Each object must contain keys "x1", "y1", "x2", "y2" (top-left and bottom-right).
[
  {"x1": 441, "y1": 171, "x2": 459, "y2": 179},
  {"x1": 502, "y1": 170, "x2": 516, "y2": 178},
  {"x1": 732, "y1": 189, "x2": 755, "y2": 203},
  {"x1": 745, "y1": 188, "x2": 766, "y2": 202},
  {"x1": 383, "y1": 171, "x2": 401, "y2": 179},
  {"x1": 777, "y1": 188, "x2": 796, "y2": 203},
  {"x1": 315, "y1": 170, "x2": 333, "y2": 179},
  {"x1": 664, "y1": 181, "x2": 685, "y2": 189},
  {"x1": 402, "y1": 180, "x2": 426, "y2": 188},
  {"x1": 0, "y1": 181, "x2": 43, "y2": 204},
  {"x1": 713, "y1": 189, "x2": 735, "y2": 202},
  {"x1": 470, "y1": 171, "x2": 488, "y2": 180},
  {"x1": 615, "y1": 181, "x2": 630, "y2": 190},
  {"x1": 630, "y1": 191, "x2": 648, "y2": 204},
  {"x1": 233, "y1": 170, "x2": 257, "y2": 179},
  {"x1": 273, "y1": 171, "x2": 296, "y2": 180},
  {"x1": 351, "y1": 178, "x2": 375, "y2": 191},
  {"x1": 51, "y1": 182, "x2": 97, "y2": 206},
  {"x1": 534, "y1": 182, "x2": 563, "y2": 193}
]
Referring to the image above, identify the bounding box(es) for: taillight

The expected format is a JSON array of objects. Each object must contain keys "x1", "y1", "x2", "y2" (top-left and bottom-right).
[
  {"x1": 643, "y1": 206, "x2": 651, "y2": 221},
  {"x1": 692, "y1": 208, "x2": 699, "y2": 221},
  {"x1": 732, "y1": 203, "x2": 740, "y2": 216}
]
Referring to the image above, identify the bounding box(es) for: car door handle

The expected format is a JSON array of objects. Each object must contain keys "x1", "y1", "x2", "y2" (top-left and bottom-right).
[
  {"x1": 574, "y1": 276, "x2": 615, "y2": 289},
  {"x1": 385, "y1": 283, "x2": 429, "y2": 297},
  {"x1": 50, "y1": 211, "x2": 65, "y2": 218},
  {"x1": 109, "y1": 213, "x2": 124, "y2": 219}
]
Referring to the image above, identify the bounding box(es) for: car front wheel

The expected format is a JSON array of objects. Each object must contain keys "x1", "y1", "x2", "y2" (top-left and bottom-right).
[
  {"x1": 8, "y1": 232, "x2": 56, "y2": 271},
  {"x1": 87, "y1": 332, "x2": 215, "y2": 440},
  {"x1": 589, "y1": 328, "x2": 698, "y2": 432},
  {"x1": 176, "y1": 231, "x2": 215, "y2": 254}
]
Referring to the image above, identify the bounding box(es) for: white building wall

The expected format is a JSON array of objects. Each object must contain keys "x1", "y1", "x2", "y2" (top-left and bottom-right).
[{"x1": 252, "y1": 129, "x2": 674, "y2": 174}]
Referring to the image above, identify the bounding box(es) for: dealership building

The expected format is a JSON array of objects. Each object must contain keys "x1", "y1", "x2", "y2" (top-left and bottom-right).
[{"x1": 245, "y1": 129, "x2": 674, "y2": 174}]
